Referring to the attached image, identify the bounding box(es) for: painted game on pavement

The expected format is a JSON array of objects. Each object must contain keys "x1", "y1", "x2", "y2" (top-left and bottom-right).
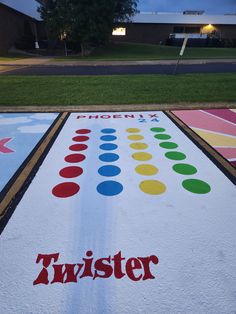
[
  {"x1": 0, "y1": 111, "x2": 235, "y2": 314},
  {"x1": 0, "y1": 113, "x2": 58, "y2": 195},
  {"x1": 172, "y1": 109, "x2": 236, "y2": 167}
]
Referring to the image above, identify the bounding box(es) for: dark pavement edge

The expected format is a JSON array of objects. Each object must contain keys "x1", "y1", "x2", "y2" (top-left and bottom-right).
[{"x1": 0, "y1": 103, "x2": 235, "y2": 113}]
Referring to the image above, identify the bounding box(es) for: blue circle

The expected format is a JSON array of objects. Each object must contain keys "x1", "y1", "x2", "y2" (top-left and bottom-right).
[
  {"x1": 100, "y1": 143, "x2": 118, "y2": 151},
  {"x1": 101, "y1": 128, "x2": 116, "y2": 134},
  {"x1": 99, "y1": 153, "x2": 119, "y2": 162},
  {"x1": 100, "y1": 135, "x2": 117, "y2": 141},
  {"x1": 98, "y1": 165, "x2": 121, "y2": 177},
  {"x1": 97, "y1": 181, "x2": 123, "y2": 196}
]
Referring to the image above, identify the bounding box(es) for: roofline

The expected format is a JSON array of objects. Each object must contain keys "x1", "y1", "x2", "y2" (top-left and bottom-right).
[
  {"x1": 131, "y1": 12, "x2": 236, "y2": 26},
  {"x1": 0, "y1": 2, "x2": 39, "y2": 22}
]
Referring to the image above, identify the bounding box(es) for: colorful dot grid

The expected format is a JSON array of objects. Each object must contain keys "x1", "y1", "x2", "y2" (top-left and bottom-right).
[
  {"x1": 127, "y1": 128, "x2": 167, "y2": 195},
  {"x1": 51, "y1": 124, "x2": 212, "y2": 198},
  {"x1": 150, "y1": 127, "x2": 211, "y2": 194},
  {"x1": 52, "y1": 129, "x2": 90, "y2": 198},
  {"x1": 97, "y1": 129, "x2": 123, "y2": 196}
]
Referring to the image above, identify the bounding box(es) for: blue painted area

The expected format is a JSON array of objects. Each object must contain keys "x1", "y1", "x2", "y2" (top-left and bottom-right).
[
  {"x1": 98, "y1": 165, "x2": 121, "y2": 177},
  {"x1": 100, "y1": 135, "x2": 117, "y2": 141},
  {"x1": 101, "y1": 128, "x2": 116, "y2": 134},
  {"x1": 99, "y1": 143, "x2": 118, "y2": 151},
  {"x1": 97, "y1": 181, "x2": 123, "y2": 196},
  {"x1": 0, "y1": 113, "x2": 58, "y2": 193},
  {"x1": 99, "y1": 153, "x2": 119, "y2": 162}
]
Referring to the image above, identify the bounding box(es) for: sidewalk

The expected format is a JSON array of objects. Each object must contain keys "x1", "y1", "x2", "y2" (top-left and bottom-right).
[
  {"x1": 0, "y1": 57, "x2": 51, "y2": 66},
  {"x1": 0, "y1": 57, "x2": 52, "y2": 74},
  {"x1": 0, "y1": 57, "x2": 236, "y2": 67}
]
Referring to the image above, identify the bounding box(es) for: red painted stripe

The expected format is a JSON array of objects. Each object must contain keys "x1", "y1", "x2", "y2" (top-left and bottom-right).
[
  {"x1": 172, "y1": 110, "x2": 236, "y2": 137},
  {"x1": 216, "y1": 147, "x2": 236, "y2": 159},
  {"x1": 203, "y1": 109, "x2": 236, "y2": 124}
]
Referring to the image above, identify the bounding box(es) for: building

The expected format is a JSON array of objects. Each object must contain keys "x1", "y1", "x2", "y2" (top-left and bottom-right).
[
  {"x1": 112, "y1": 11, "x2": 236, "y2": 47},
  {"x1": 1, "y1": 4, "x2": 236, "y2": 53},
  {"x1": 0, "y1": 2, "x2": 41, "y2": 53}
]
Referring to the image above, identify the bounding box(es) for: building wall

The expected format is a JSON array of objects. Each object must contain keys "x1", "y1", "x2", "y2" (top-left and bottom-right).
[
  {"x1": 218, "y1": 25, "x2": 236, "y2": 39},
  {"x1": 113, "y1": 23, "x2": 173, "y2": 45},
  {"x1": 0, "y1": 4, "x2": 38, "y2": 53},
  {"x1": 113, "y1": 23, "x2": 236, "y2": 45}
]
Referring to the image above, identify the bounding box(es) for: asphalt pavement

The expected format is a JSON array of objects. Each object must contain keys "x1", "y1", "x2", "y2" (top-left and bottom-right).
[
  {"x1": 1, "y1": 62, "x2": 236, "y2": 75},
  {"x1": 0, "y1": 57, "x2": 236, "y2": 75}
]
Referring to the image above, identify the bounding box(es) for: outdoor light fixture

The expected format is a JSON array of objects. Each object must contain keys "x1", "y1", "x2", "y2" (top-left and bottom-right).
[
  {"x1": 60, "y1": 31, "x2": 67, "y2": 41},
  {"x1": 202, "y1": 24, "x2": 215, "y2": 33}
]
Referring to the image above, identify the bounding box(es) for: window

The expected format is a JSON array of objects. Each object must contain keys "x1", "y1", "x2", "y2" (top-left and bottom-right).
[{"x1": 112, "y1": 28, "x2": 126, "y2": 36}]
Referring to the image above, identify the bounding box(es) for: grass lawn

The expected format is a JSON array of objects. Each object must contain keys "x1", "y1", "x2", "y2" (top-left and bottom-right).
[
  {"x1": 55, "y1": 43, "x2": 236, "y2": 61},
  {"x1": 0, "y1": 73, "x2": 235, "y2": 106}
]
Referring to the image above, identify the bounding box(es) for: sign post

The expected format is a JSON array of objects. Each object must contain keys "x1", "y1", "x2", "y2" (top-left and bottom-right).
[{"x1": 173, "y1": 34, "x2": 189, "y2": 75}]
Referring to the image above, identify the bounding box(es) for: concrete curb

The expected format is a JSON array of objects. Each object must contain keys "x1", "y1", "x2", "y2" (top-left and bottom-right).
[{"x1": 0, "y1": 103, "x2": 235, "y2": 113}]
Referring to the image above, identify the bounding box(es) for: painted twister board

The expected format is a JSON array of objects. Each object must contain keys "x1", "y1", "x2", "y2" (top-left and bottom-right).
[
  {"x1": 172, "y1": 109, "x2": 236, "y2": 168},
  {"x1": 0, "y1": 112, "x2": 236, "y2": 314},
  {"x1": 0, "y1": 113, "x2": 58, "y2": 195}
]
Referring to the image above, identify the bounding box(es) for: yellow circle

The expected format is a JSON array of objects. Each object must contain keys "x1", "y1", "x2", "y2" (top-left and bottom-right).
[
  {"x1": 128, "y1": 135, "x2": 144, "y2": 141},
  {"x1": 132, "y1": 152, "x2": 152, "y2": 161},
  {"x1": 139, "y1": 180, "x2": 166, "y2": 195},
  {"x1": 130, "y1": 143, "x2": 148, "y2": 150},
  {"x1": 135, "y1": 164, "x2": 158, "y2": 176},
  {"x1": 126, "y1": 128, "x2": 141, "y2": 133}
]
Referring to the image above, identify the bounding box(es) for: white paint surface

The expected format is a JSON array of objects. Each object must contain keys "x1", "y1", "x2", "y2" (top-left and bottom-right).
[
  {"x1": 0, "y1": 112, "x2": 236, "y2": 314},
  {"x1": 17, "y1": 124, "x2": 51, "y2": 133}
]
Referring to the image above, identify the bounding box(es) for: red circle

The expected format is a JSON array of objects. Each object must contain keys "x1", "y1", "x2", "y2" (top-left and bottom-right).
[
  {"x1": 52, "y1": 182, "x2": 80, "y2": 198},
  {"x1": 76, "y1": 129, "x2": 91, "y2": 134},
  {"x1": 72, "y1": 136, "x2": 89, "y2": 142},
  {"x1": 59, "y1": 166, "x2": 83, "y2": 178},
  {"x1": 65, "y1": 154, "x2": 86, "y2": 163},
  {"x1": 69, "y1": 144, "x2": 88, "y2": 151}
]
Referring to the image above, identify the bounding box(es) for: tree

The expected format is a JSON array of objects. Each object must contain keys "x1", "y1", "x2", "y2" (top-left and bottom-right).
[
  {"x1": 37, "y1": 0, "x2": 138, "y2": 55},
  {"x1": 38, "y1": 1, "x2": 72, "y2": 44}
]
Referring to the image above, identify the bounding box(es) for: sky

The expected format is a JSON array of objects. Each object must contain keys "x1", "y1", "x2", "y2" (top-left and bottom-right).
[
  {"x1": 0, "y1": 0, "x2": 236, "y2": 19},
  {"x1": 139, "y1": 0, "x2": 236, "y2": 14}
]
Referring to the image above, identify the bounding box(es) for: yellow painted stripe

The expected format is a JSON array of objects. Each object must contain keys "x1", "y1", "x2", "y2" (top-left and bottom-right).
[{"x1": 193, "y1": 128, "x2": 236, "y2": 147}]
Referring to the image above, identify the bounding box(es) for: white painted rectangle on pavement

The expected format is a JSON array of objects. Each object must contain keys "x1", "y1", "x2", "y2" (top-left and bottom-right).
[{"x1": 0, "y1": 111, "x2": 236, "y2": 314}]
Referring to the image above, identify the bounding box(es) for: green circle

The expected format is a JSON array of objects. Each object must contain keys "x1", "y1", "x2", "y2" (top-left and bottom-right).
[
  {"x1": 173, "y1": 163, "x2": 197, "y2": 175},
  {"x1": 165, "y1": 151, "x2": 186, "y2": 160},
  {"x1": 154, "y1": 134, "x2": 171, "y2": 140},
  {"x1": 160, "y1": 142, "x2": 178, "y2": 149},
  {"x1": 182, "y1": 179, "x2": 211, "y2": 194},
  {"x1": 150, "y1": 127, "x2": 166, "y2": 133}
]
